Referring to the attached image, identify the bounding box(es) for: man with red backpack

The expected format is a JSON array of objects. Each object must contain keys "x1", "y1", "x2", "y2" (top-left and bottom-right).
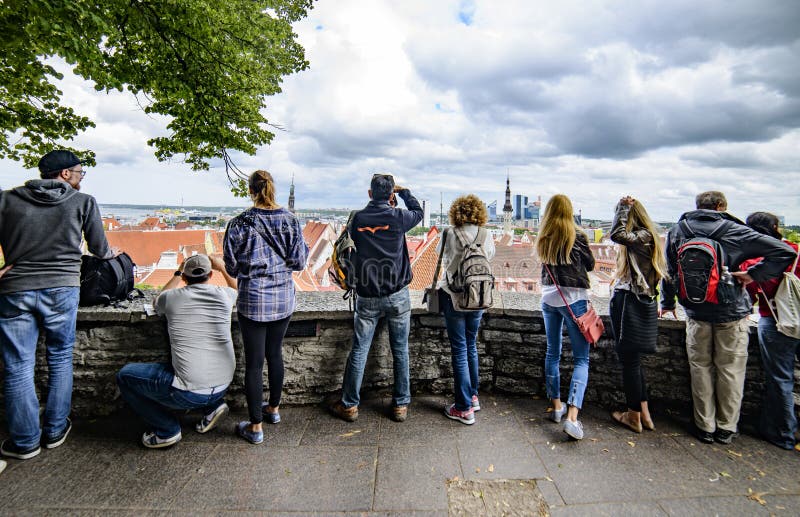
[{"x1": 660, "y1": 191, "x2": 795, "y2": 445}]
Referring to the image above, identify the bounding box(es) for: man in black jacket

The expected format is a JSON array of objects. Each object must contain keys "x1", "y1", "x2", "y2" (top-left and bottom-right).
[
  {"x1": 331, "y1": 174, "x2": 423, "y2": 423},
  {"x1": 0, "y1": 150, "x2": 114, "y2": 460},
  {"x1": 660, "y1": 191, "x2": 794, "y2": 445}
]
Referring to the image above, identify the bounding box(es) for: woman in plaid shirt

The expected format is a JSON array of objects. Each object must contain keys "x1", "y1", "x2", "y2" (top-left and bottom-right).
[{"x1": 224, "y1": 170, "x2": 309, "y2": 444}]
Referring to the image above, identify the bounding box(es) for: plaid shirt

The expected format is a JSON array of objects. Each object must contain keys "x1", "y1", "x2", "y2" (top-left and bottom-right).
[{"x1": 224, "y1": 207, "x2": 309, "y2": 322}]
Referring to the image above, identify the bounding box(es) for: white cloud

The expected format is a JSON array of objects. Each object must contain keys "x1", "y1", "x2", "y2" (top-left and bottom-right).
[{"x1": 1, "y1": 0, "x2": 799, "y2": 223}]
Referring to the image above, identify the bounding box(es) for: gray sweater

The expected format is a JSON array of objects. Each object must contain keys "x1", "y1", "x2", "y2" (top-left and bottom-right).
[{"x1": 0, "y1": 179, "x2": 111, "y2": 294}]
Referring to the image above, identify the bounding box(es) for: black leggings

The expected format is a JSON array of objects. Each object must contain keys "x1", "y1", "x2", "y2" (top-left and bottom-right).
[
  {"x1": 618, "y1": 350, "x2": 648, "y2": 411},
  {"x1": 238, "y1": 314, "x2": 291, "y2": 424}
]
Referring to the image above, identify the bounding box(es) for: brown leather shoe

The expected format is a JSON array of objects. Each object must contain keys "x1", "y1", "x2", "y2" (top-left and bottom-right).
[
  {"x1": 611, "y1": 410, "x2": 643, "y2": 433},
  {"x1": 392, "y1": 405, "x2": 408, "y2": 422},
  {"x1": 330, "y1": 401, "x2": 358, "y2": 422}
]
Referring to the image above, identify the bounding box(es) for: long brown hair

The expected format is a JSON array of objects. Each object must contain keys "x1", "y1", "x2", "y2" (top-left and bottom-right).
[
  {"x1": 536, "y1": 194, "x2": 578, "y2": 265},
  {"x1": 249, "y1": 170, "x2": 279, "y2": 209},
  {"x1": 614, "y1": 201, "x2": 669, "y2": 282}
]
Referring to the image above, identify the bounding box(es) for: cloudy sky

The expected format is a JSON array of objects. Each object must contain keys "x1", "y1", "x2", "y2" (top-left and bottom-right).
[{"x1": 2, "y1": 0, "x2": 799, "y2": 223}]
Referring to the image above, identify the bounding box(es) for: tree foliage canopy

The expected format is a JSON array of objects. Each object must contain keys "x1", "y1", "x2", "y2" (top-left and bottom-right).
[{"x1": 0, "y1": 0, "x2": 312, "y2": 180}]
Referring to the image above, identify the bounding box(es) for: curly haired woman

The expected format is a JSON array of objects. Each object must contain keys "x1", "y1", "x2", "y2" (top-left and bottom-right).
[{"x1": 437, "y1": 195, "x2": 495, "y2": 425}]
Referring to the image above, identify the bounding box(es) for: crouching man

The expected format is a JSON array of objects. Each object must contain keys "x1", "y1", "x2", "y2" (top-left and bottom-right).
[{"x1": 117, "y1": 254, "x2": 237, "y2": 448}]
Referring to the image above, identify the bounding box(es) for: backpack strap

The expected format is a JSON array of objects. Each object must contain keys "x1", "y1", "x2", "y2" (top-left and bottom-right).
[{"x1": 427, "y1": 229, "x2": 449, "y2": 291}]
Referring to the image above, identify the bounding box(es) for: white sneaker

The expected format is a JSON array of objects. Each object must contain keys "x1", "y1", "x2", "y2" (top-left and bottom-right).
[
  {"x1": 196, "y1": 403, "x2": 229, "y2": 433},
  {"x1": 550, "y1": 404, "x2": 568, "y2": 423},
  {"x1": 563, "y1": 419, "x2": 584, "y2": 440},
  {"x1": 142, "y1": 431, "x2": 182, "y2": 449},
  {"x1": 0, "y1": 459, "x2": 6, "y2": 475}
]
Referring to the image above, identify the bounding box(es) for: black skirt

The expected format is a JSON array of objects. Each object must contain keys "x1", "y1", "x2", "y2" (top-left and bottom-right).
[{"x1": 610, "y1": 289, "x2": 658, "y2": 354}]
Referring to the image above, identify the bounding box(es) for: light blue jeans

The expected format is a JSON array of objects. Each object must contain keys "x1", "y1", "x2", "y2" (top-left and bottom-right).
[
  {"x1": 341, "y1": 287, "x2": 411, "y2": 408},
  {"x1": 441, "y1": 291, "x2": 482, "y2": 412},
  {"x1": 543, "y1": 300, "x2": 591, "y2": 409},
  {"x1": 0, "y1": 287, "x2": 79, "y2": 450},
  {"x1": 757, "y1": 317, "x2": 800, "y2": 450}
]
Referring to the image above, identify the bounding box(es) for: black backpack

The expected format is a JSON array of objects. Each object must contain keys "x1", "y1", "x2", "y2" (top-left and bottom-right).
[{"x1": 79, "y1": 252, "x2": 141, "y2": 306}]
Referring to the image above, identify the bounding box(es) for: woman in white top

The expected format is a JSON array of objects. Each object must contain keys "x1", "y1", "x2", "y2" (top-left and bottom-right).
[
  {"x1": 537, "y1": 194, "x2": 595, "y2": 440},
  {"x1": 437, "y1": 195, "x2": 495, "y2": 425}
]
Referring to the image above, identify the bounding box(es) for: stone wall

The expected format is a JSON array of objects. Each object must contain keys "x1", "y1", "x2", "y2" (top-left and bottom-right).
[{"x1": 1, "y1": 291, "x2": 796, "y2": 426}]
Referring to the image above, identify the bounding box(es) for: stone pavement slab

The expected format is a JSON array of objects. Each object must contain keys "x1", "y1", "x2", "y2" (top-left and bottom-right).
[{"x1": 1, "y1": 394, "x2": 799, "y2": 515}]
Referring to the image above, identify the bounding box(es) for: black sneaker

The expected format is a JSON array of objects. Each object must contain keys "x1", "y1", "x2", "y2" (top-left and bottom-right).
[
  {"x1": 1, "y1": 440, "x2": 41, "y2": 460},
  {"x1": 714, "y1": 429, "x2": 737, "y2": 445},
  {"x1": 694, "y1": 428, "x2": 714, "y2": 444},
  {"x1": 44, "y1": 418, "x2": 72, "y2": 449}
]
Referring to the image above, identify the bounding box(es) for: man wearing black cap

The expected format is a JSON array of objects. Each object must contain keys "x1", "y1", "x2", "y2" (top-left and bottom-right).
[
  {"x1": 0, "y1": 150, "x2": 114, "y2": 460},
  {"x1": 116, "y1": 254, "x2": 238, "y2": 448}
]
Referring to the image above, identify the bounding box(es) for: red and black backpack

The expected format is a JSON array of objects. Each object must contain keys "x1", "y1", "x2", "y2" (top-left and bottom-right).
[{"x1": 676, "y1": 219, "x2": 732, "y2": 304}]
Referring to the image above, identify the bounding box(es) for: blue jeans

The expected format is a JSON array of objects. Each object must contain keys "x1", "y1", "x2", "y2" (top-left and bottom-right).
[
  {"x1": 342, "y1": 287, "x2": 411, "y2": 408},
  {"x1": 757, "y1": 317, "x2": 800, "y2": 450},
  {"x1": 0, "y1": 287, "x2": 79, "y2": 450},
  {"x1": 441, "y1": 291, "x2": 482, "y2": 411},
  {"x1": 543, "y1": 300, "x2": 591, "y2": 409},
  {"x1": 116, "y1": 363, "x2": 226, "y2": 438}
]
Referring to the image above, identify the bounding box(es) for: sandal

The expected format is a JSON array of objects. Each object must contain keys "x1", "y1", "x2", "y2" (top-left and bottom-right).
[
  {"x1": 611, "y1": 411, "x2": 643, "y2": 433},
  {"x1": 642, "y1": 418, "x2": 656, "y2": 431}
]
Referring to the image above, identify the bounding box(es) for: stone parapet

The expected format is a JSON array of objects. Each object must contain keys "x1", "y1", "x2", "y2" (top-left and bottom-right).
[{"x1": 1, "y1": 291, "x2": 795, "y2": 423}]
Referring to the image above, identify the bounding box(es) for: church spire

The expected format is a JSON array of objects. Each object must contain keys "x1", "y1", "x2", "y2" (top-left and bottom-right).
[
  {"x1": 502, "y1": 172, "x2": 513, "y2": 234},
  {"x1": 288, "y1": 173, "x2": 296, "y2": 214}
]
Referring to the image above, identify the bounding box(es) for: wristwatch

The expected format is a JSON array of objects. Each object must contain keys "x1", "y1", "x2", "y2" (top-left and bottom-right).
[{"x1": 174, "y1": 270, "x2": 182, "y2": 277}]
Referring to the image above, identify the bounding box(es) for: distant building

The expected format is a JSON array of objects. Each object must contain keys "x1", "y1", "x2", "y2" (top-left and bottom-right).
[
  {"x1": 502, "y1": 175, "x2": 514, "y2": 234},
  {"x1": 421, "y1": 200, "x2": 431, "y2": 228},
  {"x1": 486, "y1": 200, "x2": 497, "y2": 221},
  {"x1": 514, "y1": 194, "x2": 528, "y2": 221},
  {"x1": 288, "y1": 174, "x2": 296, "y2": 214}
]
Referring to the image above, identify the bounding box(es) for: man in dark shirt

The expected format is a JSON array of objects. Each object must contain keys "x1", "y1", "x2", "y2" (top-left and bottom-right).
[
  {"x1": 660, "y1": 191, "x2": 794, "y2": 445},
  {"x1": 331, "y1": 174, "x2": 423, "y2": 423},
  {"x1": 0, "y1": 150, "x2": 114, "y2": 460}
]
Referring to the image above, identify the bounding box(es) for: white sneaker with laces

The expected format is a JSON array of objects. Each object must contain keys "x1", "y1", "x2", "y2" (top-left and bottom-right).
[
  {"x1": 196, "y1": 403, "x2": 229, "y2": 433},
  {"x1": 142, "y1": 431, "x2": 182, "y2": 448}
]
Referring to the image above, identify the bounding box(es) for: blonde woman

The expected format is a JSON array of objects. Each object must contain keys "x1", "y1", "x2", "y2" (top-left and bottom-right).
[
  {"x1": 608, "y1": 196, "x2": 667, "y2": 433},
  {"x1": 224, "y1": 170, "x2": 309, "y2": 444},
  {"x1": 437, "y1": 195, "x2": 495, "y2": 425},
  {"x1": 537, "y1": 194, "x2": 595, "y2": 440}
]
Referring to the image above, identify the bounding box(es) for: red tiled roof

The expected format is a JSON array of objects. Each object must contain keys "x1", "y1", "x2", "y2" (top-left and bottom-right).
[
  {"x1": 292, "y1": 269, "x2": 319, "y2": 291},
  {"x1": 106, "y1": 230, "x2": 210, "y2": 268},
  {"x1": 409, "y1": 232, "x2": 442, "y2": 290},
  {"x1": 174, "y1": 221, "x2": 193, "y2": 230}
]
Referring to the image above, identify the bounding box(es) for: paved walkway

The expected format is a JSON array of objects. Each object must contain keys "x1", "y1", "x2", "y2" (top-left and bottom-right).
[{"x1": 1, "y1": 395, "x2": 799, "y2": 515}]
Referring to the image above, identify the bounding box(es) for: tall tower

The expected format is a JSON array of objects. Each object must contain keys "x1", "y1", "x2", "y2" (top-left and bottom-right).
[
  {"x1": 502, "y1": 173, "x2": 513, "y2": 234},
  {"x1": 288, "y1": 174, "x2": 296, "y2": 214}
]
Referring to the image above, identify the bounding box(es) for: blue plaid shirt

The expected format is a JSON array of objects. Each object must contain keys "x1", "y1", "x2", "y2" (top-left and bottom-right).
[{"x1": 224, "y1": 207, "x2": 309, "y2": 322}]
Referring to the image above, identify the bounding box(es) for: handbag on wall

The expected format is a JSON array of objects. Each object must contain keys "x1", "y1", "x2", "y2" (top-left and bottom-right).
[
  {"x1": 544, "y1": 264, "x2": 605, "y2": 346},
  {"x1": 422, "y1": 229, "x2": 449, "y2": 313}
]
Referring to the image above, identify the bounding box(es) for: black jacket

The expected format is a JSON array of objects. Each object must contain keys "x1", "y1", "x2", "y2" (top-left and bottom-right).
[
  {"x1": 661, "y1": 209, "x2": 795, "y2": 323},
  {"x1": 352, "y1": 189, "x2": 423, "y2": 297},
  {"x1": 540, "y1": 230, "x2": 595, "y2": 288}
]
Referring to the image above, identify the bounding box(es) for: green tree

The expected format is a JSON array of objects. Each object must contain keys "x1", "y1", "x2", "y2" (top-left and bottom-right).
[{"x1": 0, "y1": 0, "x2": 312, "y2": 186}]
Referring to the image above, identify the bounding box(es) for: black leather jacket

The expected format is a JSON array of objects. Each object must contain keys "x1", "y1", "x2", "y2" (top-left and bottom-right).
[
  {"x1": 610, "y1": 202, "x2": 660, "y2": 298},
  {"x1": 540, "y1": 230, "x2": 595, "y2": 288},
  {"x1": 661, "y1": 209, "x2": 795, "y2": 323}
]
